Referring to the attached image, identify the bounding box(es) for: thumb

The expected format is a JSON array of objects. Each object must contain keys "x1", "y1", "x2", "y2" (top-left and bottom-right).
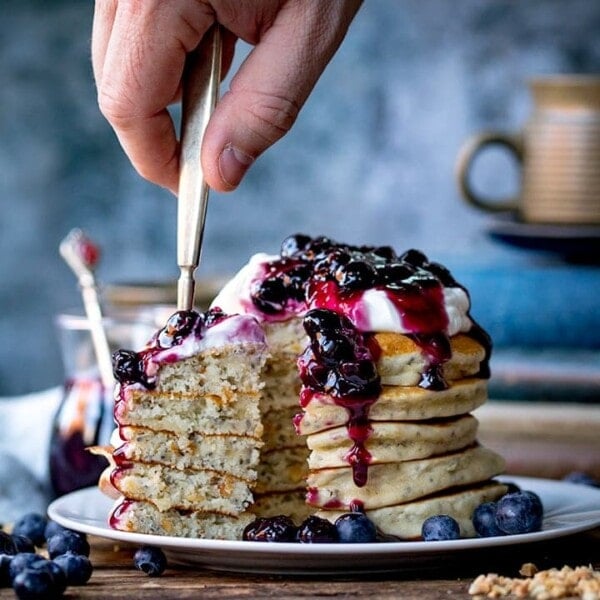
[{"x1": 201, "y1": 1, "x2": 362, "y2": 192}]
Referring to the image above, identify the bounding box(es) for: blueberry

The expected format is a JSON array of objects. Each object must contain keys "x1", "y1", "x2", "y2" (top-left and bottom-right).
[
  {"x1": 421, "y1": 515, "x2": 461, "y2": 541},
  {"x1": 43, "y1": 521, "x2": 66, "y2": 543},
  {"x1": 299, "y1": 353, "x2": 331, "y2": 390},
  {"x1": 400, "y1": 249, "x2": 428, "y2": 267},
  {"x1": 336, "y1": 360, "x2": 380, "y2": 397},
  {"x1": 313, "y1": 249, "x2": 352, "y2": 280},
  {"x1": 47, "y1": 531, "x2": 90, "y2": 559},
  {"x1": 313, "y1": 332, "x2": 355, "y2": 364},
  {"x1": 53, "y1": 552, "x2": 92, "y2": 586},
  {"x1": 378, "y1": 262, "x2": 415, "y2": 287},
  {"x1": 12, "y1": 567, "x2": 59, "y2": 600},
  {"x1": 371, "y1": 245, "x2": 397, "y2": 261},
  {"x1": 11, "y1": 536, "x2": 35, "y2": 554},
  {"x1": 303, "y1": 309, "x2": 350, "y2": 336},
  {"x1": 242, "y1": 516, "x2": 297, "y2": 543},
  {"x1": 300, "y1": 236, "x2": 334, "y2": 262},
  {"x1": 11, "y1": 514, "x2": 47, "y2": 548},
  {"x1": 8, "y1": 553, "x2": 40, "y2": 582},
  {"x1": 133, "y1": 546, "x2": 168, "y2": 576},
  {"x1": 34, "y1": 559, "x2": 67, "y2": 596},
  {"x1": 0, "y1": 530, "x2": 17, "y2": 555},
  {"x1": 251, "y1": 277, "x2": 287, "y2": 314},
  {"x1": 282, "y1": 264, "x2": 312, "y2": 301},
  {"x1": 203, "y1": 306, "x2": 227, "y2": 328},
  {"x1": 495, "y1": 491, "x2": 543, "y2": 535},
  {"x1": 297, "y1": 516, "x2": 339, "y2": 543},
  {"x1": 0, "y1": 554, "x2": 13, "y2": 587},
  {"x1": 157, "y1": 310, "x2": 201, "y2": 348},
  {"x1": 472, "y1": 502, "x2": 505, "y2": 538},
  {"x1": 280, "y1": 233, "x2": 312, "y2": 258},
  {"x1": 426, "y1": 261, "x2": 458, "y2": 286},
  {"x1": 334, "y1": 513, "x2": 377, "y2": 543},
  {"x1": 336, "y1": 260, "x2": 377, "y2": 290},
  {"x1": 563, "y1": 471, "x2": 599, "y2": 487},
  {"x1": 112, "y1": 349, "x2": 148, "y2": 387}
]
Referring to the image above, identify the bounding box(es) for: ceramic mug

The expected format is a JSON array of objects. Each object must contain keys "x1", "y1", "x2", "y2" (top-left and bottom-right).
[{"x1": 456, "y1": 76, "x2": 600, "y2": 225}]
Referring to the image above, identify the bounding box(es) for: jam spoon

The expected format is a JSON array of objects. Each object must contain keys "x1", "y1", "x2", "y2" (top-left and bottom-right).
[
  {"x1": 177, "y1": 24, "x2": 222, "y2": 311},
  {"x1": 59, "y1": 228, "x2": 114, "y2": 389}
]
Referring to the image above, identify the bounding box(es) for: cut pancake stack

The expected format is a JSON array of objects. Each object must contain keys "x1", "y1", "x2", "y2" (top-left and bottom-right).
[
  {"x1": 297, "y1": 332, "x2": 506, "y2": 539},
  {"x1": 107, "y1": 312, "x2": 268, "y2": 540},
  {"x1": 252, "y1": 320, "x2": 313, "y2": 523}
]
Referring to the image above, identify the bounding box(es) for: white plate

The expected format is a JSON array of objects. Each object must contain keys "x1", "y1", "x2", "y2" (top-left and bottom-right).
[{"x1": 48, "y1": 476, "x2": 600, "y2": 575}]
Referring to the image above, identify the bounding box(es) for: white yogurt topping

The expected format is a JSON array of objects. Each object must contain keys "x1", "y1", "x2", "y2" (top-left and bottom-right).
[{"x1": 146, "y1": 313, "x2": 266, "y2": 367}]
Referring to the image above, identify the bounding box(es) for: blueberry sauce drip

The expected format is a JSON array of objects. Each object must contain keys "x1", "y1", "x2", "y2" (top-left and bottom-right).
[
  {"x1": 109, "y1": 499, "x2": 134, "y2": 529},
  {"x1": 112, "y1": 308, "x2": 227, "y2": 390},
  {"x1": 298, "y1": 308, "x2": 381, "y2": 487}
]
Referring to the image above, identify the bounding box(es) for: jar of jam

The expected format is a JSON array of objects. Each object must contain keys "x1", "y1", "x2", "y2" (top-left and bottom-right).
[{"x1": 48, "y1": 309, "x2": 163, "y2": 497}]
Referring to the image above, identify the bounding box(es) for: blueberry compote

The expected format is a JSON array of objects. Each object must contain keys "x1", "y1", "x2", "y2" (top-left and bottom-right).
[
  {"x1": 250, "y1": 234, "x2": 491, "y2": 390},
  {"x1": 298, "y1": 308, "x2": 381, "y2": 487},
  {"x1": 112, "y1": 308, "x2": 227, "y2": 390}
]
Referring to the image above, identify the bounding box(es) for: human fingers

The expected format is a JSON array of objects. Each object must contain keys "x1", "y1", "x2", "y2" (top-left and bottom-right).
[
  {"x1": 95, "y1": 0, "x2": 215, "y2": 193},
  {"x1": 91, "y1": 0, "x2": 117, "y2": 85},
  {"x1": 201, "y1": 0, "x2": 363, "y2": 192}
]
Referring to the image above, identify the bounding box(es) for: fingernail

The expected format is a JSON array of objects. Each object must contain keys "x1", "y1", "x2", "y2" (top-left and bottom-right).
[{"x1": 218, "y1": 144, "x2": 254, "y2": 189}]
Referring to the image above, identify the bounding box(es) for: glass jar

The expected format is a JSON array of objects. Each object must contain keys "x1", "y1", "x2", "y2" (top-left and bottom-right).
[{"x1": 48, "y1": 308, "x2": 169, "y2": 497}]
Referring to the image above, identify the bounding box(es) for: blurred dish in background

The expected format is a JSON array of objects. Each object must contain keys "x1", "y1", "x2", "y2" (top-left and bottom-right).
[
  {"x1": 485, "y1": 215, "x2": 600, "y2": 263},
  {"x1": 456, "y1": 75, "x2": 600, "y2": 227}
]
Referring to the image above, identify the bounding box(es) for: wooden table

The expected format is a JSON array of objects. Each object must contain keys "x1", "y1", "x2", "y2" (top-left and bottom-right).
[{"x1": 2, "y1": 528, "x2": 597, "y2": 599}]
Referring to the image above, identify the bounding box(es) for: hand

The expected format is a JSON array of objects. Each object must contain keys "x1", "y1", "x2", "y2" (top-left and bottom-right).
[{"x1": 92, "y1": 0, "x2": 362, "y2": 194}]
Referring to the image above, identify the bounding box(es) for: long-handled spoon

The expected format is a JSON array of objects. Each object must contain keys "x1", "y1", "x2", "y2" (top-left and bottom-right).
[{"x1": 177, "y1": 24, "x2": 223, "y2": 311}]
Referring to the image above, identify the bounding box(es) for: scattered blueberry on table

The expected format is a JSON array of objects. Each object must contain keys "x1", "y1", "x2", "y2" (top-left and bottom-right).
[
  {"x1": 133, "y1": 546, "x2": 168, "y2": 577},
  {"x1": 0, "y1": 512, "x2": 93, "y2": 599}
]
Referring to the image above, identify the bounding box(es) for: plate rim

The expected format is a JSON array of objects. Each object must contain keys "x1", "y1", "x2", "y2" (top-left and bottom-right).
[{"x1": 47, "y1": 475, "x2": 600, "y2": 560}]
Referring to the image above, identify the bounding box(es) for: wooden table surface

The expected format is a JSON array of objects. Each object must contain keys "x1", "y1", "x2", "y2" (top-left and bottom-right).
[{"x1": 1, "y1": 528, "x2": 597, "y2": 599}]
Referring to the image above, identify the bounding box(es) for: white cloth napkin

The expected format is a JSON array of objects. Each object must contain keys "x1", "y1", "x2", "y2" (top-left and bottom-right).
[{"x1": 0, "y1": 387, "x2": 61, "y2": 521}]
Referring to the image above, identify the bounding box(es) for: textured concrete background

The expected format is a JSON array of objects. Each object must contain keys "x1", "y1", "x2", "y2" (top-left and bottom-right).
[{"x1": 1, "y1": 0, "x2": 599, "y2": 394}]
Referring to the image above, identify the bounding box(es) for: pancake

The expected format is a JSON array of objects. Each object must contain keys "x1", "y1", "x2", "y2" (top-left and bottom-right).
[
  {"x1": 297, "y1": 378, "x2": 488, "y2": 436},
  {"x1": 114, "y1": 426, "x2": 262, "y2": 475},
  {"x1": 375, "y1": 332, "x2": 486, "y2": 386},
  {"x1": 253, "y1": 489, "x2": 313, "y2": 523},
  {"x1": 111, "y1": 463, "x2": 254, "y2": 515},
  {"x1": 255, "y1": 446, "x2": 309, "y2": 494},
  {"x1": 316, "y1": 481, "x2": 507, "y2": 539},
  {"x1": 109, "y1": 499, "x2": 255, "y2": 540},
  {"x1": 306, "y1": 415, "x2": 478, "y2": 469},
  {"x1": 262, "y1": 405, "x2": 306, "y2": 450},
  {"x1": 307, "y1": 445, "x2": 505, "y2": 510}
]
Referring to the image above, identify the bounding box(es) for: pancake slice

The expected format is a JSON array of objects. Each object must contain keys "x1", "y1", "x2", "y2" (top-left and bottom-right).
[
  {"x1": 307, "y1": 415, "x2": 478, "y2": 469},
  {"x1": 297, "y1": 378, "x2": 488, "y2": 436},
  {"x1": 307, "y1": 445, "x2": 505, "y2": 510}
]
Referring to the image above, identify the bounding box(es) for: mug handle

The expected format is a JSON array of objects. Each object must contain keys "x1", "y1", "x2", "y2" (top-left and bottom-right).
[{"x1": 455, "y1": 132, "x2": 524, "y2": 213}]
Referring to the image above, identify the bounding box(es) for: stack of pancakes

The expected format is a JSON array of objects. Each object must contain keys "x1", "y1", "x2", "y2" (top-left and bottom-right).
[
  {"x1": 106, "y1": 313, "x2": 268, "y2": 540},
  {"x1": 296, "y1": 332, "x2": 506, "y2": 539}
]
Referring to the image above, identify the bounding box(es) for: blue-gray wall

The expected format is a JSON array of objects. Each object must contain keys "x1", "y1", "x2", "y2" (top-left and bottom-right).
[{"x1": 1, "y1": 0, "x2": 599, "y2": 395}]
